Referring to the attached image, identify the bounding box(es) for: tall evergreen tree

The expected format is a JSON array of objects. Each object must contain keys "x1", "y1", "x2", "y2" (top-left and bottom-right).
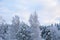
[
  {"x1": 8, "y1": 15, "x2": 20, "y2": 40},
  {"x1": 29, "y1": 11, "x2": 40, "y2": 40},
  {"x1": 0, "y1": 17, "x2": 8, "y2": 40},
  {"x1": 16, "y1": 22, "x2": 32, "y2": 40}
]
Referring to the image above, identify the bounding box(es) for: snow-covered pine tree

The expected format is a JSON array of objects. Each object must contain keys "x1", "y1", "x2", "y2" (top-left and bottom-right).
[
  {"x1": 16, "y1": 22, "x2": 32, "y2": 40},
  {"x1": 29, "y1": 11, "x2": 41, "y2": 40},
  {"x1": 7, "y1": 15, "x2": 20, "y2": 40},
  {"x1": 41, "y1": 27, "x2": 51, "y2": 40},
  {"x1": 0, "y1": 17, "x2": 8, "y2": 40},
  {"x1": 41, "y1": 24, "x2": 59, "y2": 40}
]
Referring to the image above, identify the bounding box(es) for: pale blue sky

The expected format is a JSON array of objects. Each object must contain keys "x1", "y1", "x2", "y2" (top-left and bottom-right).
[{"x1": 0, "y1": 0, "x2": 60, "y2": 25}]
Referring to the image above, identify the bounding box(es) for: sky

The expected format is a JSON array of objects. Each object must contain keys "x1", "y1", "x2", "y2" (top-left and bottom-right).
[{"x1": 0, "y1": 0, "x2": 60, "y2": 25}]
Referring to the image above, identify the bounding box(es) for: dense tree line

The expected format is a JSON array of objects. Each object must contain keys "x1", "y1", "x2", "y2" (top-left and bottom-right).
[{"x1": 0, "y1": 12, "x2": 60, "y2": 40}]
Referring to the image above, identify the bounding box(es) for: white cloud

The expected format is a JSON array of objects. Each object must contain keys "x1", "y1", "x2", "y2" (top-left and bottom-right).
[{"x1": 0, "y1": 0, "x2": 60, "y2": 25}]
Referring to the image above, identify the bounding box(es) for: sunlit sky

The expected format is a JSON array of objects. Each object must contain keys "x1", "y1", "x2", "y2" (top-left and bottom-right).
[{"x1": 0, "y1": 0, "x2": 60, "y2": 25}]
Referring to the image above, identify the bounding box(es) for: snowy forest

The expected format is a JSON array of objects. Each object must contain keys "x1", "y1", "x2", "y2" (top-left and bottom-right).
[{"x1": 0, "y1": 12, "x2": 60, "y2": 40}]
